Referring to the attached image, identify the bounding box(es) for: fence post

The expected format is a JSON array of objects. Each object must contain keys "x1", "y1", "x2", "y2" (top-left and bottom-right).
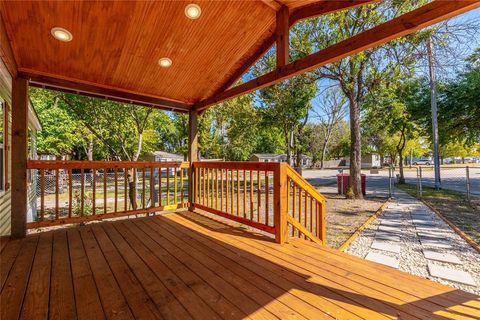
[
  {"x1": 273, "y1": 163, "x2": 288, "y2": 244},
  {"x1": 466, "y1": 166, "x2": 471, "y2": 202},
  {"x1": 388, "y1": 167, "x2": 392, "y2": 197},
  {"x1": 419, "y1": 166, "x2": 423, "y2": 198}
]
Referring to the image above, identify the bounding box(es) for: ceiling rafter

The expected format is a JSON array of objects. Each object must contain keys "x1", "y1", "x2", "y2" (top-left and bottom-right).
[
  {"x1": 204, "y1": 0, "x2": 377, "y2": 103},
  {"x1": 195, "y1": 0, "x2": 480, "y2": 111},
  {"x1": 20, "y1": 70, "x2": 191, "y2": 112}
]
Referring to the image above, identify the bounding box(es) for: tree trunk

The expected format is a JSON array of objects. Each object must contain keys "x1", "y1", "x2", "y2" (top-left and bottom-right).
[
  {"x1": 398, "y1": 151, "x2": 405, "y2": 184},
  {"x1": 348, "y1": 97, "x2": 363, "y2": 199},
  {"x1": 86, "y1": 137, "x2": 94, "y2": 161}
]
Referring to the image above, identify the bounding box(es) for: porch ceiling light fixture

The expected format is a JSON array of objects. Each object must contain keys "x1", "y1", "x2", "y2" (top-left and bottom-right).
[
  {"x1": 51, "y1": 27, "x2": 73, "y2": 42},
  {"x1": 185, "y1": 3, "x2": 201, "y2": 19},
  {"x1": 158, "y1": 57, "x2": 172, "y2": 68}
]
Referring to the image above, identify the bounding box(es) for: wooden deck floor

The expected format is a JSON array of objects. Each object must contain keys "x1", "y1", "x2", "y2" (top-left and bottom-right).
[{"x1": 1, "y1": 212, "x2": 479, "y2": 320}]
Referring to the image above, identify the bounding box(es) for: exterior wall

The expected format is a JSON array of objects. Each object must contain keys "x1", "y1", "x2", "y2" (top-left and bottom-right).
[{"x1": 0, "y1": 58, "x2": 12, "y2": 236}]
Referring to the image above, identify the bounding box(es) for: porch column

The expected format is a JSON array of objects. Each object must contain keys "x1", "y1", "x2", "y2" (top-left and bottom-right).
[
  {"x1": 188, "y1": 109, "x2": 198, "y2": 210},
  {"x1": 11, "y1": 77, "x2": 28, "y2": 238}
]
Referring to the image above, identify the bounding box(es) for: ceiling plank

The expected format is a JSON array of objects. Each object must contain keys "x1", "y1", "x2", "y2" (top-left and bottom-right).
[
  {"x1": 20, "y1": 70, "x2": 191, "y2": 112},
  {"x1": 276, "y1": 6, "x2": 290, "y2": 68},
  {"x1": 0, "y1": 13, "x2": 17, "y2": 77},
  {"x1": 196, "y1": 0, "x2": 480, "y2": 111},
  {"x1": 208, "y1": 0, "x2": 377, "y2": 99}
]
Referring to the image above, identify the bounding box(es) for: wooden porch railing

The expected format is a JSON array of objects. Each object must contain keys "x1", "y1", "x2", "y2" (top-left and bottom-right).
[
  {"x1": 192, "y1": 162, "x2": 326, "y2": 245},
  {"x1": 26, "y1": 160, "x2": 189, "y2": 228}
]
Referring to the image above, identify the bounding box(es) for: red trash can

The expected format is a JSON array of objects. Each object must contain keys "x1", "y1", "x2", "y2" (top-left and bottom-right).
[{"x1": 336, "y1": 173, "x2": 366, "y2": 195}]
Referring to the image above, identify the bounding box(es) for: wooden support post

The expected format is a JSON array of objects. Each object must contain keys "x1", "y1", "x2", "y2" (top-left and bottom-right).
[
  {"x1": 276, "y1": 5, "x2": 289, "y2": 68},
  {"x1": 11, "y1": 77, "x2": 28, "y2": 238},
  {"x1": 188, "y1": 109, "x2": 198, "y2": 211},
  {"x1": 273, "y1": 163, "x2": 288, "y2": 244}
]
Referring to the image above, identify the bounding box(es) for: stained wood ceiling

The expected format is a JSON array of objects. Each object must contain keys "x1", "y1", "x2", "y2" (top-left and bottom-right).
[{"x1": 0, "y1": 1, "x2": 371, "y2": 110}]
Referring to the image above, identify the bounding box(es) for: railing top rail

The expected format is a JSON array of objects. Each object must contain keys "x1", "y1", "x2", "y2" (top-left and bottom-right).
[
  {"x1": 192, "y1": 161, "x2": 279, "y2": 171},
  {"x1": 284, "y1": 164, "x2": 327, "y2": 203},
  {"x1": 27, "y1": 160, "x2": 190, "y2": 169}
]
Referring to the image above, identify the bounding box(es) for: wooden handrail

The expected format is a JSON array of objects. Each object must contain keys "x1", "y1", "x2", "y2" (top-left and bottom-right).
[
  {"x1": 192, "y1": 161, "x2": 326, "y2": 245},
  {"x1": 27, "y1": 160, "x2": 189, "y2": 228}
]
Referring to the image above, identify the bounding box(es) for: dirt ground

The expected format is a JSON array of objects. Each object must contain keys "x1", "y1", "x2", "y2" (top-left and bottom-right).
[{"x1": 324, "y1": 193, "x2": 386, "y2": 249}]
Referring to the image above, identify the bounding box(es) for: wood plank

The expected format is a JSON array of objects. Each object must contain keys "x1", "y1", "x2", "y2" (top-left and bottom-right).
[
  {"x1": 49, "y1": 230, "x2": 77, "y2": 320},
  {"x1": 79, "y1": 228, "x2": 134, "y2": 320},
  {"x1": 0, "y1": 237, "x2": 9, "y2": 253},
  {"x1": 131, "y1": 219, "x2": 248, "y2": 320},
  {"x1": 145, "y1": 217, "x2": 331, "y2": 320},
  {"x1": 176, "y1": 214, "x2": 449, "y2": 320},
  {"x1": 145, "y1": 216, "x2": 311, "y2": 320},
  {"x1": 137, "y1": 217, "x2": 279, "y2": 320},
  {"x1": 112, "y1": 221, "x2": 222, "y2": 320},
  {"x1": 67, "y1": 229, "x2": 105, "y2": 320},
  {"x1": 0, "y1": 238, "x2": 22, "y2": 290},
  {"x1": 100, "y1": 223, "x2": 192, "y2": 319},
  {"x1": 90, "y1": 225, "x2": 163, "y2": 320},
  {"x1": 196, "y1": 0, "x2": 480, "y2": 111},
  {"x1": 11, "y1": 76, "x2": 28, "y2": 237},
  {"x1": 20, "y1": 232, "x2": 53, "y2": 320},
  {"x1": 27, "y1": 160, "x2": 189, "y2": 170},
  {"x1": 0, "y1": 235, "x2": 38, "y2": 320},
  {"x1": 163, "y1": 213, "x2": 367, "y2": 319}
]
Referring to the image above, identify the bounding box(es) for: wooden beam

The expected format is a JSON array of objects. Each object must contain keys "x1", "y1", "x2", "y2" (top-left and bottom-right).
[
  {"x1": 11, "y1": 77, "x2": 28, "y2": 238},
  {"x1": 0, "y1": 13, "x2": 17, "y2": 77},
  {"x1": 261, "y1": 0, "x2": 282, "y2": 11},
  {"x1": 18, "y1": 70, "x2": 191, "y2": 112},
  {"x1": 188, "y1": 109, "x2": 198, "y2": 209},
  {"x1": 204, "y1": 0, "x2": 378, "y2": 100},
  {"x1": 276, "y1": 6, "x2": 289, "y2": 68},
  {"x1": 289, "y1": 0, "x2": 378, "y2": 24},
  {"x1": 196, "y1": 0, "x2": 480, "y2": 111}
]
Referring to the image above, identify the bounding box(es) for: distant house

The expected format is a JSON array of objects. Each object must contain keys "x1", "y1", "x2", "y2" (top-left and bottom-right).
[
  {"x1": 149, "y1": 151, "x2": 184, "y2": 162},
  {"x1": 344, "y1": 153, "x2": 381, "y2": 168},
  {"x1": 250, "y1": 153, "x2": 312, "y2": 168}
]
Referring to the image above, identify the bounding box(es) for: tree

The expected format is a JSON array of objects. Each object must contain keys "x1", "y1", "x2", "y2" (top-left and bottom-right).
[
  {"x1": 303, "y1": 1, "x2": 428, "y2": 197},
  {"x1": 312, "y1": 87, "x2": 347, "y2": 169}
]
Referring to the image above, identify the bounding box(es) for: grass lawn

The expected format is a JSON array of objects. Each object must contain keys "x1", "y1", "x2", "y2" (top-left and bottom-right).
[{"x1": 397, "y1": 183, "x2": 480, "y2": 245}]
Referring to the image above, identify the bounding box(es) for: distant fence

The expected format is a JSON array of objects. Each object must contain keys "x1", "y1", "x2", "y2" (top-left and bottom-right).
[{"x1": 404, "y1": 166, "x2": 478, "y2": 202}]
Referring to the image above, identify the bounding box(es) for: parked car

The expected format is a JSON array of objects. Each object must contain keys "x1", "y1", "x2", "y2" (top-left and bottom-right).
[{"x1": 412, "y1": 157, "x2": 432, "y2": 165}]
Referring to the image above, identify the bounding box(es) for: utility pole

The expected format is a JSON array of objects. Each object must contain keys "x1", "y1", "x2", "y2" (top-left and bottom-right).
[{"x1": 427, "y1": 36, "x2": 441, "y2": 190}]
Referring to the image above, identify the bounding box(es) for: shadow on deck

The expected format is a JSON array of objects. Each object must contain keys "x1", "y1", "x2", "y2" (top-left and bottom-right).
[{"x1": 1, "y1": 211, "x2": 479, "y2": 319}]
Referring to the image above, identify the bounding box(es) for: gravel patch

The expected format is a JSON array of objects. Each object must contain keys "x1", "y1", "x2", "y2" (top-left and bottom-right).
[{"x1": 346, "y1": 188, "x2": 480, "y2": 295}]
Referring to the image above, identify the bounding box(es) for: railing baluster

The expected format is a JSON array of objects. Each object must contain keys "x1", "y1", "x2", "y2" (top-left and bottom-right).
[
  {"x1": 265, "y1": 170, "x2": 269, "y2": 226},
  {"x1": 174, "y1": 167, "x2": 178, "y2": 205},
  {"x1": 124, "y1": 167, "x2": 128, "y2": 212},
  {"x1": 150, "y1": 167, "x2": 155, "y2": 208},
  {"x1": 81, "y1": 168, "x2": 85, "y2": 217},
  {"x1": 236, "y1": 169, "x2": 240, "y2": 216},
  {"x1": 159, "y1": 167, "x2": 163, "y2": 207},
  {"x1": 92, "y1": 168, "x2": 96, "y2": 215},
  {"x1": 55, "y1": 168, "x2": 59, "y2": 219},
  {"x1": 231, "y1": 170, "x2": 234, "y2": 215},
  {"x1": 104, "y1": 168, "x2": 107, "y2": 214},
  {"x1": 304, "y1": 191, "x2": 308, "y2": 240},
  {"x1": 221, "y1": 169, "x2": 224, "y2": 211},
  {"x1": 310, "y1": 196, "x2": 314, "y2": 234},
  {"x1": 243, "y1": 170, "x2": 246, "y2": 218},
  {"x1": 249, "y1": 170, "x2": 253, "y2": 220},
  {"x1": 166, "y1": 167, "x2": 170, "y2": 205},
  {"x1": 207, "y1": 168, "x2": 210, "y2": 207},
  {"x1": 40, "y1": 169, "x2": 45, "y2": 221},
  {"x1": 142, "y1": 168, "x2": 146, "y2": 208},
  {"x1": 114, "y1": 168, "x2": 118, "y2": 213},
  {"x1": 298, "y1": 187, "x2": 302, "y2": 238},
  {"x1": 292, "y1": 181, "x2": 296, "y2": 237},
  {"x1": 257, "y1": 170, "x2": 261, "y2": 223},
  {"x1": 133, "y1": 168, "x2": 137, "y2": 209},
  {"x1": 226, "y1": 169, "x2": 229, "y2": 213},
  {"x1": 68, "y1": 169, "x2": 72, "y2": 218},
  {"x1": 215, "y1": 169, "x2": 218, "y2": 209},
  {"x1": 181, "y1": 168, "x2": 184, "y2": 204},
  {"x1": 286, "y1": 177, "x2": 290, "y2": 236}
]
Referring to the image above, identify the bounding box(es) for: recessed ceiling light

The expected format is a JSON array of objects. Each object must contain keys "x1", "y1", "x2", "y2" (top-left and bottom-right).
[
  {"x1": 185, "y1": 3, "x2": 201, "y2": 19},
  {"x1": 51, "y1": 27, "x2": 73, "y2": 42},
  {"x1": 158, "y1": 57, "x2": 172, "y2": 68}
]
